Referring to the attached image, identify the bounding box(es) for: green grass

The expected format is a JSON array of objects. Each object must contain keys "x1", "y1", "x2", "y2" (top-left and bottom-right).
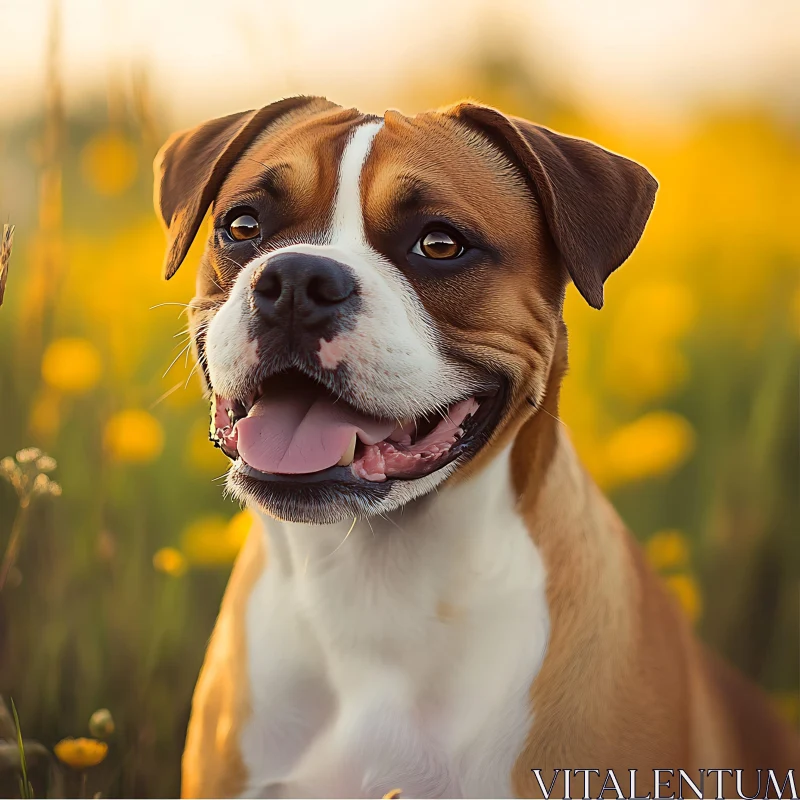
[{"x1": 12, "y1": 700, "x2": 35, "y2": 800}]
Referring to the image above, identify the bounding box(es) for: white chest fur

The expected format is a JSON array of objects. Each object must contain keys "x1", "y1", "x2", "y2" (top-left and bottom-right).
[{"x1": 239, "y1": 450, "x2": 549, "y2": 799}]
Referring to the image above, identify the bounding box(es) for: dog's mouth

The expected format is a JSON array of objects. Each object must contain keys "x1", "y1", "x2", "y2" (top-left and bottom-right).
[{"x1": 210, "y1": 370, "x2": 505, "y2": 486}]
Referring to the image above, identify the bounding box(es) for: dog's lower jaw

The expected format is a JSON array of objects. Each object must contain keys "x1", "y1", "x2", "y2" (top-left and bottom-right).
[{"x1": 225, "y1": 457, "x2": 462, "y2": 525}]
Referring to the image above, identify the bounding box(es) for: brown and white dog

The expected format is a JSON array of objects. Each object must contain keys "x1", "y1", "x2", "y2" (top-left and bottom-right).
[{"x1": 153, "y1": 97, "x2": 798, "y2": 799}]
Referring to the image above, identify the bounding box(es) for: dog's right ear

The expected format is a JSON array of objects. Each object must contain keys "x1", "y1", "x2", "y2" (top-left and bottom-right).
[
  {"x1": 447, "y1": 102, "x2": 657, "y2": 309},
  {"x1": 153, "y1": 96, "x2": 334, "y2": 280}
]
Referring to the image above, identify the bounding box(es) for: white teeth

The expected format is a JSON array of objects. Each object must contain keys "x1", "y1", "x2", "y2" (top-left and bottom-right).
[{"x1": 337, "y1": 433, "x2": 358, "y2": 467}]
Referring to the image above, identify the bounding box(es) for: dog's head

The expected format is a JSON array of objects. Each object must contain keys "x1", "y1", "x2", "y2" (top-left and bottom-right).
[{"x1": 153, "y1": 96, "x2": 656, "y2": 524}]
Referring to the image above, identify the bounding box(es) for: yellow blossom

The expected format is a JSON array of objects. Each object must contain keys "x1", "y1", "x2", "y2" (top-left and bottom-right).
[
  {"x1": 664, "y1": 573, "x2": 702, "y2": 624},
  {"x1": 182, "y1": 510, "x2": 252, "y2": 567},
  {"x1": 604, "y1": 411, "x2": 695, "y2": 486},
  {"x1": 104, "y1": 409, "x2": 164, "y2": 463},
  {"x1": 646, "y1": 529, "x2": 691, "y2": 572},
  {"x1": 81, "y1": 131, "x2": 138, "y2": 196},
  {"x1": 604, "y1": 343, "x2": 689, "y2": 405},
  {"x1": 54, "y1": 737, "x2": 108, "y2": 769},
  {"x1": 618, "y1": 281, "x2": 697, "y2": 342},
  {"x1": 41, "y1": 338, "x2": 101, "y2": 394},
  {"x1": 603, "y1": 282, "x2": 696, "y2": 404},
  {"x1": 383, "y1": 791, "x2": 403, "y2": 799},
  {"x1": 152, "y1": 547, "x2": 187, "y2": 577}
]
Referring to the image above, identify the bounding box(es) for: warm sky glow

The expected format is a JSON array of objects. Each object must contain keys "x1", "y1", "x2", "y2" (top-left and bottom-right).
[{"x1": 0, "y1": 0, "x2": 797, "y2": 127}]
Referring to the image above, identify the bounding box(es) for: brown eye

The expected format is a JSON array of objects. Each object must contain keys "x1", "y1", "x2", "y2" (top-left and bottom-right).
[
  {"x1": 228, "y1": 213, "x2": 260, "y2": 241},
  {"x1": 416, "y1": 231, "x2": 463, "y2": 260}
]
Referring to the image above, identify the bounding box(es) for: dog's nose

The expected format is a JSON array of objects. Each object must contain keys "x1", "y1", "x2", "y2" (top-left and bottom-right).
[{"x1": 253, "y1": 253, "x2": 358, "y2": 331}]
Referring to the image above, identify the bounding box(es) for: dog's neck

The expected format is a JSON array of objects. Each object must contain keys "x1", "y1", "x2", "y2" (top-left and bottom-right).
[{"x1": 251, "y1": 438, "x2": 528, "y2": 586}]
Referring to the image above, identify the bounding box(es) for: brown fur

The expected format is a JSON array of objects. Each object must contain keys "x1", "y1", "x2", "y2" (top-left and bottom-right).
[
  {"x1": 180, "y1": 522, "x2": 267, "y2": 798},
  {"x1": 506, "y1": 330, "x2": 798, "y2": 797}
]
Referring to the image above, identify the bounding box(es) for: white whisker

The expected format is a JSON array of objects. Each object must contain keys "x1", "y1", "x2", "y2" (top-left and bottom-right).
[
  {"x1": 163, "y1": 342, "x2": 193, "y2": 379},
  {"x1": 149, "y1": 382, "x2": 183, "y2": 409},
  {"x1": 324, "y1": 516, "x2": 358, "y2": 559}
]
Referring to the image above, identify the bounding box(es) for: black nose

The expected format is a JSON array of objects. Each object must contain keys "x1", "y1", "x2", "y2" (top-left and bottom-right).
[{"x1": 253, "y1": 253, "x2": 358, "y2": 332}]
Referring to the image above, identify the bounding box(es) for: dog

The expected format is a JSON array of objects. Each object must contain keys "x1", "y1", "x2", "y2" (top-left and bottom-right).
[{"x1": 153, "y1": 97, "x2": 798, "y2": 798}]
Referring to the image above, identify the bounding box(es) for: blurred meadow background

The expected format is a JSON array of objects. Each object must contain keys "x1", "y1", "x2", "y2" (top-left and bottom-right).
[{"x1": 0, "y1": 0, "x2": 798, "y2": 795}]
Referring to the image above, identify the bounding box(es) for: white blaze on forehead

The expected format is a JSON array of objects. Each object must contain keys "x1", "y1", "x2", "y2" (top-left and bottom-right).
[
  {"x1": 330, "y1": 120, "x2": 383, "y2": 247},
  {"x1": 312, "y1": 121, "x2": 383, "y2": 375}
]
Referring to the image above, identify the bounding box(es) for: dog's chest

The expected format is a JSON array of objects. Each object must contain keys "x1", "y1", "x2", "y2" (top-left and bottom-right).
[{"x1": 238, "y1": 454, "x2": 549, "y2": 799}]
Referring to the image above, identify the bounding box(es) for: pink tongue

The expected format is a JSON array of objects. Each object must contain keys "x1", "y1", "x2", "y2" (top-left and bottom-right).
[{"x1": 235, "y1": 388, "x2": 396, "y2": 475}]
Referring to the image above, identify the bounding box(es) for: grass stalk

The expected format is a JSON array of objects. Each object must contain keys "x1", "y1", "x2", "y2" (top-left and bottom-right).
[
  {"x1": 0, "y1": 224, "x2": 14, "y2": 307},
  {"x1": 11, "y1": 700, "x2": 34, "y2": 800},
  {"x1": 0, "y1": 498, "x2": 30, "y2": 592}
]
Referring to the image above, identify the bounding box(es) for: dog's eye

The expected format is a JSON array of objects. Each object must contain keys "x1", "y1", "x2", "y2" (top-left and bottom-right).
[
  {"x1": 413, "y1": 231, "x2": 464, "y2": 260},
  {"x1": 228, "y1": 213, "x2": 260, "y2": 241}
]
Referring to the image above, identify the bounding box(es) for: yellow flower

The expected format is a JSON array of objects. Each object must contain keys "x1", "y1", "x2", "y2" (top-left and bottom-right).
[
  {"x1": 41, "y1": 338, "x2": 102, "y2": 394},
  {"x1": 383, "y1": 791, "x2": 403, "y2": 799},
  {"x1": 664, "y1": 573, "x2": 702, "y2": 624},
  {"x1": 104, "y1": 409, "x2": 164, "y2": 463},
  {"x1": 604, "y1": 343, "x2": 689, "y2": 405},
  {"x1": 618, "y1": 281, "x2": 697, "y2": 342},
  {"x1": 152, "y1": 547, "x2": 187, "y2": 577},
  {"x1": 604, "y1": 411, "x2": 695, "y2": 486},
  {"x1": 182, "y1": 510, "x2": 252, "y2": 567},
  {"x1": 81, "y1": 131, "x2": 138, "y2": 196},
  {"x1": 602, "y1": 281, "x2": 696, "y2": 404},
  {"x1": 646, "y1": 529, "x2": 691, "y2": 572},
  {"x1": 54, "y1": 737, "x2": 108, "y2": 769}
]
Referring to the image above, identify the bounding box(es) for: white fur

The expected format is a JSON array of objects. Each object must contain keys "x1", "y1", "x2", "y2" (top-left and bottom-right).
[
  {"x1": 205, "y1": 283, "x2": 261, "y2": 396},
  {"x1": 239, "y1": 448, "x2": 550, "y2": 798}
]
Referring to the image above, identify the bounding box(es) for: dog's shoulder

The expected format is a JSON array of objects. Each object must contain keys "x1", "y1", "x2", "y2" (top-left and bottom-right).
[{"x1": 181, "y1": 522, "x2": 267, "y2": 798}]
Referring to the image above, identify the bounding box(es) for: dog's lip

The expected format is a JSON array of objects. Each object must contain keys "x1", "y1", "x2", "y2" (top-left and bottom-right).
[{"x1": 224, "y1": 377, "x2": 507, "y2": 489}]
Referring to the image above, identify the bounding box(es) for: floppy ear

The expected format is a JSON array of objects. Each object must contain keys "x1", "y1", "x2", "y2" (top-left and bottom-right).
[
  {"x1": 153, "y1": 95, "x2": 335, "y2": 279},
  {"x1": 449, "y1": 103, "x2": 658, "y2": 308}
]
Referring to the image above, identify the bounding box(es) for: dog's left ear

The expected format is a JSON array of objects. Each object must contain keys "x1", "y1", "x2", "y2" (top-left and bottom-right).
[
  {"x1": 449, "y1": 103, "x2": 658, "y2": 309},
  {"x1": 154, "y1": 96, "x2": 335, "y2": 279}
]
